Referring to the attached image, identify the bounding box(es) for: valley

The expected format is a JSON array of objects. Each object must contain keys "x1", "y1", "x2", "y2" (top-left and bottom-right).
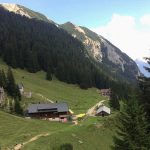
[
  {"x1": 0, "y1": 60, "x2": 115, "y2": 150},
  {"x1": 0, "y1": 2, "x2": 149, "y2": 150}
]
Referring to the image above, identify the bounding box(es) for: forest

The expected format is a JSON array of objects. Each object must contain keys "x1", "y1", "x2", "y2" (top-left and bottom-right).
[{"x1": 0, "y1": 7, "x2": 113, "y2": 90}]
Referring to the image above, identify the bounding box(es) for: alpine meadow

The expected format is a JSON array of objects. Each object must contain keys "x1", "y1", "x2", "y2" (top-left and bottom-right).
[{"x1": 0, "y1": 2, "x2": 150, "y2": 150}]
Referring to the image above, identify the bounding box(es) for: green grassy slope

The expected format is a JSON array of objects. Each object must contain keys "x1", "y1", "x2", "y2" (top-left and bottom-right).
[
  {"x1": 0, "y1": 60, "x2": 115, "y2": 150},
  {"x1": 0, "y1": 60, "x2": 106, "y2": 114},
  {"x1": 0, "y1": 111, "x2": 69, "y2": 149},
  {"x1": 23, "y1": 116, "x2": 115, "y2": 150},
  {"x1": 0, "y1": 111, "x2": 115, "y2": 150}
]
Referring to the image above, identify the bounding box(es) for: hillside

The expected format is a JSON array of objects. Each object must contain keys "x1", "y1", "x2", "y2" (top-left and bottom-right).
[
  {"x1": 0, "y1": 60, "x2": 107, "y2": 114},
  {"x1": 0, "y1": 3, "x2": 140, "y2": 86},
  {"x1": 0, "y1": 6, "x2": 114, "y2": 90},
  {"x1": 0, "y1": 61, "x2": 114, "y2": 150},
  {"x1": 0, "y1": 3, "x2": 53, "y2": 23},
  {"x1": 61, "y1": 22, "x2": 140, "y2": 83},
  {"x1": 0, "y1": 111, "x2": 69, "y2": 149},
  {"x1": 0, "y1": 111, "x2": 115, "y2": 150}
]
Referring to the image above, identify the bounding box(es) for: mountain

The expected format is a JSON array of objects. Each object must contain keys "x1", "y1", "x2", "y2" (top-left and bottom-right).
[
  {"x1": 0, "y1": 3, "x2": 140, "y2": 85},
  {"x1": 0, "y1": 6, "x2": 115, "y2": 90},
  {"x1": 61, "y1": 22, "x2": 141, "y2": 83},
  {"x1": 135, "y1": 59, "x2": 150, "y2": 77},
  {"x1": 0, "y1": 3, "x2": 54, "y2": 23}
]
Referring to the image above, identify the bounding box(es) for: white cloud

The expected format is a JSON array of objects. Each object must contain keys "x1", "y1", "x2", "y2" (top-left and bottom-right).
[
  {"x1": 140, "y1": 14, "x2": 150, "y2": 26},
  {"x1": 92, "y1": 14, "x2": 150, "y2": 61}
]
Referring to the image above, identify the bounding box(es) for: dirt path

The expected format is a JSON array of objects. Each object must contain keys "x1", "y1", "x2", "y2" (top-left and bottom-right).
[
  {"x1": 12, "y1": 126, "x2": 73, "y2": 150},
  {"x1": 86, "y1": 100, "x2": 105, "y2": 116},
  {"x1": 13, "y1": 133, "x2": 49, "y2": 150}
]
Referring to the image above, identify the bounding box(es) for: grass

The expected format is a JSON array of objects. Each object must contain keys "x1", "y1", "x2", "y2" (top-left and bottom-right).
[
  {"x1": 23, "y1": 116, "x2": 115, "y2": 150},
  {"x1": 0, "y1": 111, "x2": 116, "y2": 150},
  {"x1": 0, "y1": 59, "x2": 107, "y2": 114},
  {"x1": 0, "y1": 60, "x2": 115, "y2": 150},
  {"x1": 0, "y1": 111, "x2": 69, "y2": 149}
]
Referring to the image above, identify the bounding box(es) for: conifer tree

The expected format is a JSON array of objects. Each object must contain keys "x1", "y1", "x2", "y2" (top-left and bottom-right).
[
  {"x1": 9, "y1": 99, "x2": 14, "y2": 113},
  {"x1": 112, "y1": 98, "x2": 150, "y2": 150},
  {"x1": 15, "y1": 85, "x2": 21, "y2": 101},
  {"x1": 109, "y1": 92, "x2": 120, "y2": 110},
  {"x1": 6, "y1": 67, "x2": 16, "y2": 97},
  {"x1": 138, "y1": 57, "x2": 150, "y2": 122},
  {"x1": 0, "y1": 69, "x2": 7, "y2": 89},
  {"x1": 46, "y1": 67, "x2": 52, "y2": 81},
  {"x1": 14, "y1": 99, "x2": 23, "y2": 115}
]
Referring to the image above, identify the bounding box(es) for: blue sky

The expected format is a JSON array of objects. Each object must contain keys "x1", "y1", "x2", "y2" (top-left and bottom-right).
[
  {"x1": 0, "y1": 0, "x2": 150, "y2": 28},
  {"x1": 0, "y1": 0, "x2": 150, "y2": 60}
]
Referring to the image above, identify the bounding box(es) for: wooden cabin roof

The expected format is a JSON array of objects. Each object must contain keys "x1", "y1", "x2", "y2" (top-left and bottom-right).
[{"x1": 27, "y1": 102, "x2": 69, "y2": 114}]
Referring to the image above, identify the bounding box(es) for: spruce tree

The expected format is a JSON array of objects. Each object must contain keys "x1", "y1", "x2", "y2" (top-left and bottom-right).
[
  {"x1": 0, "y1": 69, "x2": 7, "y2": 89},
  {"x1": 112, "y1": 98, "x2": 150, "y2": 150},
  {"x1": 9, "y1": 99, "x2": 14, "y2": 113},
  {"x1": 46, "y1": 67, "x2": 52, "y2": 81},
  {"x1": 6, "y1": 67, "x2": 16, "y2": 97},
  {"x1": 1, "y1": 70, "x2": 7, "y2": 89},
  {"x1": 138, "y1": 57, "x2": 150, "y2": 123},
  {"x1": 14, "y1": 99, "x2": 23, "y2": 115},
  {"x1": 15, "y1": 85, "x2": 21, "y2": 101},
  {"x1": 109, "y1": 92, "x2": 120, "y2": 110}
]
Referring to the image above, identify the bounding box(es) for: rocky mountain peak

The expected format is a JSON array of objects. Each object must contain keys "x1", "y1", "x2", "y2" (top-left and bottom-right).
[
  {"x1": 1, "y1": 3, "x2": 31, "y2": 18},
  {"x1": 61, "y1": 22, "x2": 103, "y2": 62},
  {"x1": 63, "y1": 22, "x2": 86, "y2": 34},
  {"x1": 0, "y1": 3, "x2": 53, "y2": 23},
  {"x1": 0, "y1": 4, "x2": 141, "y2": 83}
]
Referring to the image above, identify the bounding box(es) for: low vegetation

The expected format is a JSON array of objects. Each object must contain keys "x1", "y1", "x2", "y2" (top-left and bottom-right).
[
  {"x1": 0, "y1": 60, "x2": 115, "y2": 150},
  {"x1": 0, "y1": 111, "x2": 116, "y2": 150},
  {"x1": 0, "y1": 111, "x2": 69, "y2": 149},
  {"x1": 0, "y1": 60, "x2": 107, "y2": 114}
]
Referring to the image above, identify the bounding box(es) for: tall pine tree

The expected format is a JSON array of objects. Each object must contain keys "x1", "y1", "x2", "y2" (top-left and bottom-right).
[
  {"x1": 112, "y1": 98, "x2": 150, "y2": 150},
  {"x1": 46, "y1": 67, "x2": 52, "y2": 81},
  {"x1": 14, "y1": 99, "x2": 23, "y2": 115},
  {"x1": 6, "y1": 67, "x2": 16, "y2": 98},
  {"x1": 138, "y1": 57, "x2": 150, "y2": 123},
  {"x1": 0, "y1": 69, "x2": 7, "y2": 89}
]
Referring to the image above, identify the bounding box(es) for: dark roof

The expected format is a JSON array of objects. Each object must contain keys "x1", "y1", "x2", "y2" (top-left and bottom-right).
[{"x1": 27, "y1": 102, "x2": 69, "y2": 114}]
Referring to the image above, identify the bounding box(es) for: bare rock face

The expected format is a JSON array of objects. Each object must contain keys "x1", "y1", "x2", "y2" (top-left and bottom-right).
[
  {"x1": 83, "y1": 38, "x2": 102, "y2": 62},
  {"x1": 61, "y1": 22, "x2": 127, "y2": 68},
  {"x1": 61, "y1": 22, "x2": 140, "y2": 82},
  {"x1": 1, "y1": 3, "x2": 31, "y2": 18},
  {"x1": 61, "y1": 22, "x2": 103, "y2": 62},
  {"x1": 101, "y1": 38, "x2": 125, "y2": 72},
  {"x1": 0, "y1": 3, "x2": 53, "y2": 23}
]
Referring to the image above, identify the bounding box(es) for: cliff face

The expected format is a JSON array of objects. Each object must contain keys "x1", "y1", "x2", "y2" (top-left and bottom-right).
[{"x1": 61, "y1": 22, "x2": 141, "y2": 83}]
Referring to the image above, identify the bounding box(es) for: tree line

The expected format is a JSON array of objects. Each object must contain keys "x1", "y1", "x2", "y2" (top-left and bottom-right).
[
  {"x1": 0, "y1": 7, "x2": 113, "y2": 90},
  {"x1": 0, "y1": 67, "x2": 22, "y2": 115},
  {"x1": 112, "y1": 57, "x2": 150, "y2": 150}
]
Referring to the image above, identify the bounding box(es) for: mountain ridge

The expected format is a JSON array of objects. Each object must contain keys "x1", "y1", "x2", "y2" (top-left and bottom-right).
[
  {"x1": 61, "y1": 22, "x2": 141, "y2": 82},
  {"x1": 0, "y1": 3, "x2": 141, "y2": 84},
  {"x1": 0, "y1": 3, "x2": 54, "y2": 23}
]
